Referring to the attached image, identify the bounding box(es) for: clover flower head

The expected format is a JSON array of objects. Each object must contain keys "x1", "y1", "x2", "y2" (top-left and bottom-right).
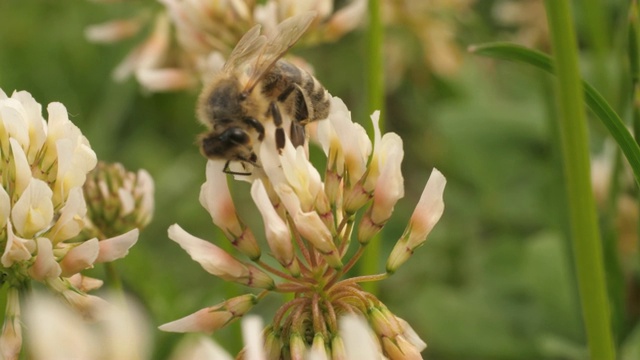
[
  {"x1": 86, "y1": 0, "x2": 367, "y2": 92},
  {"x1": 0, "y1": 88, "x2": 140, "y2": 358},
  {"x1": 161, "y1": 94, "x2": 446, "y2": 359}
]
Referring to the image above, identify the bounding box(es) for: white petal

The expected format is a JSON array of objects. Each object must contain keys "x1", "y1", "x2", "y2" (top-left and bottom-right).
[
  {"x1": 102, "y1": 295, "x2": 151, "y2": 359},
  {"x1": 46, "y1": 187, "x2": 87, "y2": 244},
  {"x1": 0, "y1": 185, "x2": 10, "y2": 229},
  {"x1": 10, "y1": 138, "x2": 33, "y2": 199},
  {"x1": 168, "y1": 336, "x2": 233, "y2": 360},
  {"x1": 60, "y1": 239, "x2": 100, "y2": 277},
  {"x1": 199, "y1": 160, "x2": 242, "y2": 236},
  {"x1": 25, "y1": 293, "x2": 96, "y2": 359},
  {"x1": 1, "y1": 222, "x2": 35, "y2": 267},
  {"x1": 168, "y1": 224, "x2": 248, "y2": 279},
  {"x1": 117, "y1": 187, "x2": 135, "y2": 216},
  {"x1": 95, "y1": 229, "x2": 139, "y2": 263},
  {"x1": 136, "y1": 68, "x2": 196, "y2": 92},
  {"x1": 241, "y1": 315, "x2": 266, "y2": 360},
  {"x1": 340, "y1": 315, "x2": 382, "y2": 360},
  {"x1": 11, "y1": 178, "x2": 54, "y2": 238},
  {"x1": 28, "y1": 237, "x2": 62, "y2": 281},
  {"x1": 68, "y1": 274, "x2": 104, "y2": 292},
  {"x1": 407, "y1": 168, "x2": 446, "y2": 248},
  {"x1": 0, "y1": 99, "x2": 30, "y2": 150},
  {"x1": 159, "y1": 307, "x2": 233, "y2": 334},
  {"x1": 11, "y1": 91, "x2": 46, "y2": 162},
  {"x1": 250, "y1": 181, "x2": 293, "y2": 266}
]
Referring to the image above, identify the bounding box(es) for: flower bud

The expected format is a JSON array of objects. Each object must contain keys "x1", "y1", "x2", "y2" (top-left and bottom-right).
[
  {"x1": 387, "y1": 169, "x2": 445, "y2": 273},
  {"x1": 381, "y1": 335, "x2": 423, "y2": 360},
  {"x1": 160, "y1": 294, "x2": 257, "y2": 334},
  {"x1": 264, "y1": 327, "x2": 283, "y2": 360},
  {"x1": 309, "y1": 333, "x2": 329, "y2": 360},
  {"x1": 83, "y1": 162, "x2": 154, "y2": 239},
  {"x1": 289, "y1": 332, "x2": 307, "y2": 360}
]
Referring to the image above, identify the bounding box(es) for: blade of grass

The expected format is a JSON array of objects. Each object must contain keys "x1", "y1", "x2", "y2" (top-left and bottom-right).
[
  {"x1": 469, "y1": 42, "x2": 640, "y2": 188},
  {"x1": 543, "y1": 0, "x2": 615, "y2": 358}
]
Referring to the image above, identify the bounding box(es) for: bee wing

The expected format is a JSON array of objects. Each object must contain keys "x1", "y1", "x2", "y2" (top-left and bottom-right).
[
  {"x1": 222, "y1": 24, "x2": 268, "y2": 73},
  {"x1": 242, "y1": 11, "x2": 316, "y2": 93}
]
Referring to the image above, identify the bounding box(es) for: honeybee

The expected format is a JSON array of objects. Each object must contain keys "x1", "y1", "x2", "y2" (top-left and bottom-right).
[{"x1": 197, "y1": 12, "x2": 331, "y2": 175}]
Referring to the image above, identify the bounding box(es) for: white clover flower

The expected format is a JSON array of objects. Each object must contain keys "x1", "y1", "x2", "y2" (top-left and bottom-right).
[
  {"x1": 164, "y1": 94, "x2": 444, "y2": 359},
  {"x1": 0, "y1": 89, "x2": 140, "y2": 358},
  {"x1": 86, "y1": 0, "x2": 367, "y2": 92}
]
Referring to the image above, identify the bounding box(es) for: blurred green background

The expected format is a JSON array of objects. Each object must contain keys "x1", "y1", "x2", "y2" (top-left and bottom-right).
[{"x1": 1, "y1": 0, "x2": 639, "y2": 359}]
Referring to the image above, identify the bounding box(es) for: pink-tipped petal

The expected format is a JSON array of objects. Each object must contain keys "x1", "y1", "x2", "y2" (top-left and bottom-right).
[
  {"x1": 29, "y1": 237, "x2": 61, "y2": 282},
  {"x1": 159, "y1": 307, "x2": 234, "y2": 334},
  {"x1": 60, "y1": 239, "x2": 100, "y2": 277},
  {"x1": 95, "y1": 229, "x2": 139, "y2": 263}
]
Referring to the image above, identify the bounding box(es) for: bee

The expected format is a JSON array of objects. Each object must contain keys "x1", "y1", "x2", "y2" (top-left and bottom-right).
[{"x1": 197, "y1": 12, "x2": 331, "y2": 175}]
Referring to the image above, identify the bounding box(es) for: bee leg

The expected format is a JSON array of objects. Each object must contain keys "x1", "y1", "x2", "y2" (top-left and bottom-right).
[
  {"x1": 269, "y1": 102, "x2": 286, "y2": 152},
  {"x1": 290, "y1": 122, "x2": 306, "y2": 147},
  {"x1": 222, "y1": 160, "x2": 253, "y2": 176},
  {"x1": 292, "y1": 85, "x2": 309, "y2": 123},
  {"x1": 243, "y1": 117, "x2": 265, "y2": 141},
  {"x1": 277, "y1": 84, "x2": 310, "y2": 124}
]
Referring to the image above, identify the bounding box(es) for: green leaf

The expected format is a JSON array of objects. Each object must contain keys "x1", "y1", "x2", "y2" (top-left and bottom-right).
[{"x1": 469, "y1": 42, "x2": 640, "y2": 188}]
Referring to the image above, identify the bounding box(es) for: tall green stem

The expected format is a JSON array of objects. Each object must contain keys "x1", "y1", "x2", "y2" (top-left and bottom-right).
[
  {"x1": 361, "y1": 0, "x2": 384, "y2": 294},
  {"x1": 544, "y1": 1, "x2": 615, "y2": 358}
]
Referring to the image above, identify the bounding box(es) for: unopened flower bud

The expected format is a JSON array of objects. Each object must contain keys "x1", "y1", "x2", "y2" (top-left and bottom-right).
[
  {"x1": 309, "y1": 333, "x2": 329, "y2": 360},
  {"x1": 160, "y1": 294, "x2": 257, "y2": 334},
  {"x1": 387, "y1": 169, "x2": 445, "y2": 273},
  {"x1": 381, "y1": 335, "x2": 423, "y2": 360},
  {"x1": 83, "y1": 162, "x2": 154, "y2": 239},
  {"x1": 289, "y1": 332, "x2": 307, "y2": 360},
  {"x1": 330, "y1": 334, "x2": 347, "y2": 360},
  {"x1": 264, "y1": 327, "x2": 283, "y2": 360},
  {"x1": 323, "y1": 168, "x2": 342, "y2": 206},
  {"x1": 357, "y1": 209, "x2": 384, "y2": 245},
  {"x1": 342, "y1": 181, "x2": 371, "y2": 214}
]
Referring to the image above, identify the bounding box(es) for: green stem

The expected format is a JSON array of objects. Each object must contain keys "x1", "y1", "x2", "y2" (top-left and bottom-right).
[
  {"x1": 104, "y1": 262, "x2": 124, "y2": 295},
  {"x1": 630, "y1": 0, "x2": 640, "y2": 269},
  {"x1": 361, "y1": 0, "x2": 384, "y2": 295},
  {"x1": 544, "y1": 1, "x2": 616, "y2": 359},
  {"x1": 582, "y1": 0, "x2": 610, "y2": 92}
]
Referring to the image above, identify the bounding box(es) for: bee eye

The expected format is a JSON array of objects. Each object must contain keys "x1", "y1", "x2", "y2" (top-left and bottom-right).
[{"x1": 220, "y1": 127, "x2": 249, "y2": 144}]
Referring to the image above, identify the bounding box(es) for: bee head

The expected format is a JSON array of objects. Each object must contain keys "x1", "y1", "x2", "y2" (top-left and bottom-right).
[{"x1": 199, "y1": 127, "x2": 257, "y2": 164}]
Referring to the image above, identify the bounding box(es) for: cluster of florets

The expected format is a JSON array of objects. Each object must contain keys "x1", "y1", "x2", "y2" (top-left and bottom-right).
[
  {"x1": 0, "y1": 89, "x2": 152, "y2": 360},
  {"x1": 160, "y1": 95, "x2": 446, "y2": 359},
  {"x1": 85, "y1": 0, "x2": 366, "y2": 92}
]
